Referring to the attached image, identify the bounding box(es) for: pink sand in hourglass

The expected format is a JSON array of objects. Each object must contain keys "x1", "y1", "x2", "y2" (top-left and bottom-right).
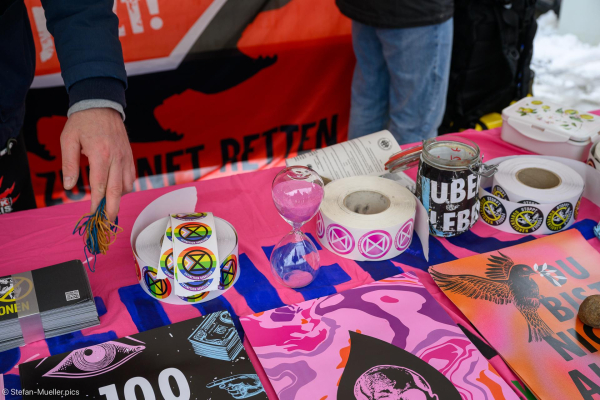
[
  {"x1": 272, "y1": 180, "x2": 324, "y2": 225},
  {"x1": 284, "y1": 270, "x2": 315, "y2": 287}
]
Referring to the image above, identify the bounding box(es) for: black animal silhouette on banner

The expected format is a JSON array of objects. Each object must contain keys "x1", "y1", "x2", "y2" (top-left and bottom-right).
[{"x1": 431, "y1": 252, "x2": 553, "y2": 342}]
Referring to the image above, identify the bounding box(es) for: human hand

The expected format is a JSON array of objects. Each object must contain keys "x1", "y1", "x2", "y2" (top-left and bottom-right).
[
  {"x1": 206, "y1": 374, "x2": 265, "y2": 399},
  {"x1": 60, "y1": 108, "x2": 135, "y2": 221}
]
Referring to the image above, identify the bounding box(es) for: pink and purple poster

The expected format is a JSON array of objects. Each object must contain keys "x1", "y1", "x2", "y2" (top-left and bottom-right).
[{"x1": 241, "y1": 272, "x2": 518, "y2": 399}]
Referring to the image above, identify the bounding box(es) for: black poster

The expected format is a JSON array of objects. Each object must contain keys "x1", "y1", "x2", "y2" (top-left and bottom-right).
[
  {"x1": 19, "y1": 311, "x2": 267, "y2": 400},
  {"x1": 338, "y1": 332, "x2": 461, "y2": 400}
]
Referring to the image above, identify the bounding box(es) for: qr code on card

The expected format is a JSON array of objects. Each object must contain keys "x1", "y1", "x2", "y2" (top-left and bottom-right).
[{"x1": 65, "y1": 290, "x2": 80, "y2": 301}]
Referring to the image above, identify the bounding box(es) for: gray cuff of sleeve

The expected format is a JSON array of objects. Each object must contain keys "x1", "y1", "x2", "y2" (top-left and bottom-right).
[{"x1": 67, "y1": 99, "x2": 126, "y2": 121}]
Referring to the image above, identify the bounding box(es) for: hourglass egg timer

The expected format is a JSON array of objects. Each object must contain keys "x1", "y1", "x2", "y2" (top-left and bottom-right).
[{"x1": 270, "y1": 166, "x2": 325, "y2": 288}]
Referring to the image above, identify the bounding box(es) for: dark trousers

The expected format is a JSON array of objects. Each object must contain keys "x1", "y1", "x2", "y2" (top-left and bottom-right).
[{"x1": 0, "y1": 131, "x2": 37, "y2": 214}]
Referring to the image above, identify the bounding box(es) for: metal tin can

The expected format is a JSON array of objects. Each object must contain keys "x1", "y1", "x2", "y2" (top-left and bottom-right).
[{"x1": 386, "y1": 138, "x2": 497, "y2": 237}]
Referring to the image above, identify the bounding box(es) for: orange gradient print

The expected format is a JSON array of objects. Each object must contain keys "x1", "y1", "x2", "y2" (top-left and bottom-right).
[{"x1": 430, "y1": 230, "x2": 600, "y2": 400}]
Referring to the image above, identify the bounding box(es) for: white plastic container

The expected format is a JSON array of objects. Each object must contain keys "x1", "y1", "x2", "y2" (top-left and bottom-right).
[{"x1": 501, "y1": 97, "x2": 600, "y2": 161}]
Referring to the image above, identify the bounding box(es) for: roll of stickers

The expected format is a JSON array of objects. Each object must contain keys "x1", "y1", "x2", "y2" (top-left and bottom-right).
[
  {"x1": 317, "y1": 176, "x2": 429, "y2": 261},
  {"x1": 131, "y1": 188, "x2": 239, "y2": 305},
  {"x1": 492, "y1": 158, "x2": 584, "y2": 204},
  {"x1": 170, "y1": 212, "x2": 221, "y2": 295},
  {"x1": 479, "y1": 156, "x2": 600, "y2": 235}
]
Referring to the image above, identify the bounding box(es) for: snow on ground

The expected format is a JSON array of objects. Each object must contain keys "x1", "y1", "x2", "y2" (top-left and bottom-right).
[{"x1": 532, "y1": 11, "x2": 600, "y2": 112}]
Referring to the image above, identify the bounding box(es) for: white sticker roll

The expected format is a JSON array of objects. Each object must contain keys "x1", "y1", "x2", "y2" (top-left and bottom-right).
[
  {"x1": 491, "y1": 157, "x2": 584, "y2": 204},
  {"x1": 479, "y1": 156, "x2": 600, "y2": 235},
  {"x1": 130, "y1": 188, "x2": 239, "y2": 305},
  {"x1": 317, "y1": 176, "x2": 429, "y2": 261},
  {"x1": 135, "y1": 216, "x2": 239, "y2": 305}
]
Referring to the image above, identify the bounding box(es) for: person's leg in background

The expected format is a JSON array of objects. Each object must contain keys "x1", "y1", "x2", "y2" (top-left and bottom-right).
[
  {"x1": 347, "y1": 21, "x2": 390, "y2": 140},
  {"x1": 0, "y1": 132, "x2": 37, "y2": 214},
  {"x1": 378, "y1": 17, "x2": 453, "y2": 145}
]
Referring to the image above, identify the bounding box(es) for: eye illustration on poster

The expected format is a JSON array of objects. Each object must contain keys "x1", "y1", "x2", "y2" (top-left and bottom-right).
[
  {"x1": 19, "y1": 311, "x2": 268, "y2": 399},
  {"x1": 338, "y1": 332, "x2": 461, "y2": 400},
  {"x1": 431, "y1": 251, "x2": 553, "y2": 342},
  {"x1": 42, "y1": 341, "x2": 145, "y2": 378},
  {"x1": 240, "y1": 272, "x2": 518, "y2": 400}
]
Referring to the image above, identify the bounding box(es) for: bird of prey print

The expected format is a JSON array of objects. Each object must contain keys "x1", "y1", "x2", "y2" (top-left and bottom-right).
[{"x1": 430, "y1": 251, "x2": 552, "y2": 342}]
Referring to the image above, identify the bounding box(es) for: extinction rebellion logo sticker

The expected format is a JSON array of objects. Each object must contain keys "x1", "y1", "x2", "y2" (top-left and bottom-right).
[
  {"x1": 177, "y1": 246, "x2": 217, "y2": 281},
  {"x1": 479, "y1": 196, "x2": 506, "y2": 226},
  {"x1": 509, "y1": 206, "x2": 543, "y2": 233},
  {"x1": 492, "y1": 185, "x2": 509, "y2": 201},
  {"x1": 395, "y1": 219, "x2": 413, "y2": 252},
  {"x1": 174, "y1": 222, "x2": 211, "y2": 244},
  {"x1": 358, "y1": 230, "x2": 392, "y2": 259},
  {"x1": 219, "y1": 255, "x2": 237, "y2": 290},
  {"x1": 327, "y1": 224, "x2": 355, "y2": 255},
  {"x1": 142, "y1": 266, "x2": 171, "y2": 299},
  {"x1": 546, "y1": 202, "x2": 573, "y2": 231}
]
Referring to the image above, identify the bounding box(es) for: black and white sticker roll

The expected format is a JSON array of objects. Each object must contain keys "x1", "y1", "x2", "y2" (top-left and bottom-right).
[
  {"x1": 479, "y1": 156, "x2": 600, "y2": 235},
  {"x1": 317, "y1": 176, "x2": 429, "y2": 261},
  {"x1": 492, "y1": 157, "x2": 584, "y2": 205}
]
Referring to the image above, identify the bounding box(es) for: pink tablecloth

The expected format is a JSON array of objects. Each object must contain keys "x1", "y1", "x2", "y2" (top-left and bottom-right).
[{"x1": 2, "y1": 127, "x2": 600, "y2": 400}]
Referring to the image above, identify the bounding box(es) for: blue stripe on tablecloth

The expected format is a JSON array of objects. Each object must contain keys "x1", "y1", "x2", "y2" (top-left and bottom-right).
[
  {"x1": 94, "y1": 296, "x2": 107, "y2": 316},
  {"x1": 45, "y1": 331, "x2": 118, "y2": 355},
  {"x1": 118, "y1": 284, "x2": 171, "y2": 332},
  {"x1": 294, "y1": 263, "x2": 351, "y2": 300},
  {"x1": 0, "y1": 348, "x2": 19, "y2": 374},
  {"x1": 235, "y1": 253, "x2": 284, "y2": 313}
]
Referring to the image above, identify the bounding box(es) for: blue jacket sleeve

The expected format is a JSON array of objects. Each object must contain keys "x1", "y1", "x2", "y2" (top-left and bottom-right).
[{"x1": 41, "y1": 0, "x2": 128, "y2": 92}]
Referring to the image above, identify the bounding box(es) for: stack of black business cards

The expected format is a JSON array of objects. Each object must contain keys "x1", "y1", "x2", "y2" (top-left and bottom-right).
[
  {"x1": 20, "y1": 310, "x2": 268, "y2": 399},
  {"x1": 0, "y1": 260, "x2": 99, "y2": 352}
]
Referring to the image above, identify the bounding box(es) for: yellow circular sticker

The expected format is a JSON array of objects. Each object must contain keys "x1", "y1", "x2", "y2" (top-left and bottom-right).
[
  {"x1": 509, "y1": 206, "x2": 543, "y2": 233},
  {"x1": 480, "y1": 196, "x2": 507, "y2": 226},
  {"x1": 546, "y1": 202, "x2": 573, "y2": 231}
]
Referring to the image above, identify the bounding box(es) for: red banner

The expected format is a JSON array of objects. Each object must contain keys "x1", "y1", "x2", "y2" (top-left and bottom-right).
[{"x1": 24, "y1": 0, "x2": 353, "y2": 207}]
